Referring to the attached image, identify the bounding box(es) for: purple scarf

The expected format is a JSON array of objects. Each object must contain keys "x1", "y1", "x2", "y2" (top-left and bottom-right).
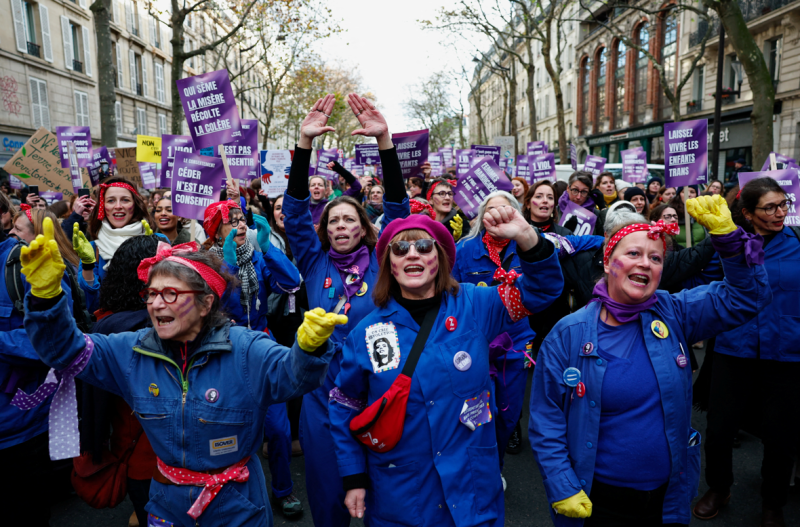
[
  {"x1": 328, "y1": 244, "x2": 371, "y2": 299},
  {"x1": 588, "y1": 280, "x2": 658, "y2": 323},
  {"x1": 558, "y1": 191, "x2": 595, "y2": 215}
]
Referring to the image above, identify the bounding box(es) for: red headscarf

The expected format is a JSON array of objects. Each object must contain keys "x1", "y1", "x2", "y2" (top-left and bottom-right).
[
  {"x1": 137, "y1": 241, "x2": 227, "y2": 299},
  {"x1": 409, "y1": 199, "x2": 435, "y2": 220},
  {"x1": 604, "y1": 221, "x2": 680, "y2": 266},
  {"x1": 19, "y1": 204, "x2": 32, "y2": 222},
  {"x1": 97, "y1": 182, "x2": 138, "y2": 221},
  {"x1": 203, "y1": 200, "x2": 241, "y2": 238}
]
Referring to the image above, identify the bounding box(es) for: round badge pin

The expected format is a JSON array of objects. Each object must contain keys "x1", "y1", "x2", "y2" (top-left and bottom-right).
[
  {"x1": 205, "y1": 388, "x2": 219, "y2": 403},
  {"x1": 446, "y1": 316, "x2": 458, "y2": 332},
  {"x1": 576, "y1": 382, "x2": 586, "y2": 398},
  {"x1": 477, "y1": 281, "x2": 488, "y2": 287},
  {"x1": 148, "y1": 383, "x2": 159, "y2": 397},
  {"x1": 562, "y1": 367, "x2": 581, "y2": 388},
  {"x1": 676, "y1": 354, "x2": 688, "y2": 368},
  {"x1": 453, "y1": 351, "x2": 472, "y2": 371},
  {"x1": 356, "y1": 282, "x2": 368, "y2": 297},
  {"x1": 651, "y1": 320, "x2": 669, "y2": 339},
  {"x1": 323, "y1": 277, "x2": 332, "y2": 289},
  {"x1": 582, "y1": 342, "x2": 594, "y2": 355}
]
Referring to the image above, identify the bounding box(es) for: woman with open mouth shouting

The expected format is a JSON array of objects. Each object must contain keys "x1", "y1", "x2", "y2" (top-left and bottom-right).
[
  {"x1": 153, "y1": 196, "x2": 207, "y2": 246},
  {"x1": 529, "y1": 195, "x2": 772, "y2": 527},
  {"x1": 281, "y1": 92, "x2": 410, "y2": 527},
  {"x1": 18, "y1": 217, "x2": 348, "y2": 527},
  {"x1": 203, "y1": 199, "x2": 300, "y2": 332},
  {"x1": 330, "y1": 207, "x2": 563, "y2": 526},
  {"x1": 427, "y1": 177, "x2": 468, "y2": 241}
]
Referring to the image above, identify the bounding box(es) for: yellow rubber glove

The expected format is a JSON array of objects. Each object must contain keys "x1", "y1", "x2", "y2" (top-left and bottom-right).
[
  {"x1": 21, "y1": 217, "x2": 66, "y2": 299},
  {"x1": 72, "y1": 223, "x2": 96, "y2": 265},
  {"x1": 450, "y1": 214, "x2": 463, "y2": 242},
  {"x1": 297, "y1": 307, "x2": 349, "y2": 352},
  {"x1": 142, "y1": 219, "x2": 153, "y2": 236},
  {"x1": 686, "y1": 194, "x2": 736, "y2": 235},
  {"x1": 552, "y1": 490, "x2": 592, "y2": 518}
]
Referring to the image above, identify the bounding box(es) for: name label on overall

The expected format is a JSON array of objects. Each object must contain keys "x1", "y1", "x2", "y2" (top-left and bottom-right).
[{"x1": 210, "y1": 436, "x2": 238, "y2": 456}]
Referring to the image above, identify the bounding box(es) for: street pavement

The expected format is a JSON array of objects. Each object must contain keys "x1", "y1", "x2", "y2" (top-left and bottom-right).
[{"x1": 51, "y1": 346, "x2": 799, "y2": 526}]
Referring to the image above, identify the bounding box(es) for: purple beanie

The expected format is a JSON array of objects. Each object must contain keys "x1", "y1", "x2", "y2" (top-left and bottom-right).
[{"x1": 377, "y1": 215, "x2": 457, "y2": 270}]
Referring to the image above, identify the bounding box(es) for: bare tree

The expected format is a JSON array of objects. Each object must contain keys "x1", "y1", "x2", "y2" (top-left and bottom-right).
[{"x1": 403, "y1": 72, "x2": 460, "y2": 152}]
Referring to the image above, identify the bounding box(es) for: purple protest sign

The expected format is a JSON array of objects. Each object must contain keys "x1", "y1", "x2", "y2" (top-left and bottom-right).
[
  {"x1": 529, "y1": 153, "x2": 556, "y2": 183},
  {"x1": 176, "y1": 69, "x2": 241, "y2": 150},
  {"x1": 453, "y1": 157, "x2": 513, "y2": 219},
  {"x1": 375, "y1": 164, "x2": 383, "y2": 179},
  {"x1": 738, "y1": 169, "x2": 800, "y2": 226},
  {"x1": 161, "y1": 135, "x2": 194, "y2": 187},
  {"x1": 352, "y1": 164, "x2": 364, "y2": 176},
  {"x1": 559, "y1": 199, "x2": 598, "y2": 235},
  {"x1": 39, "y1": 191, "x2": 63, "y2": 205},
  {"x1": 456, "y1": 149, "x2": 473, "y2": 177},
  {"x1": 516, "y1": 155, "x2": 530, "y2": 182},
  {"x1": 664, "y1": 119, "x2": 708, "y2": 187},
  {"x1": 570, "y1": 144, "x2": 578, "y2": 170},
  {"x1": 316, "y1": 151, "x2": 338, "y2": 181},
  {"x1": 87, "y1": 146, "x2": 111, "y2": 186},
  {"x1": 429, "y1": 153, "x2": 443, "y2": 177},
  {"x1": 9, "y1": 175, "x2": 22, "y2": 190},
  {"x1": 355, "y1": 144, "x2": 380, "y2": 165},
  {"x1": 221, "y1": 119, "x2": 259, "y2": 180},
  {"x1": 439, "y1": 147, "x2": 453, "y2": 167},
  {"x1": 760, "y1": 152, "x2": 799, "y2": 171},
  {"x1": 471, "y1": 145, "x2": 501, "y2": 165},
  {"x1": 170, "y1": 152, "x2": 223, "y2": 221},
  {"x1": 621, "y1": 147, "x2": 648, "y2": 183},
  {"x1": 138, "y1": 162, "x2": 157, "y2": 189},
  {"x1": 394, "y1": 129, "x2": 429, "y2": 178},
  {"x1": 56, "y1": 126, "x2": 92, "y2": 168},
  {"x1": 583, "y1": 155, "x2": 607, "y2": 181},
  {"x1": 527, "y1": 141, "x2": 548, "y2": 156}
]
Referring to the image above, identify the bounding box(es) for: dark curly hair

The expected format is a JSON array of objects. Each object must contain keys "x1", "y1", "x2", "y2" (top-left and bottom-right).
[
  {"x1": 730, "y1": 177, "x2": 785, "y2": 232},
  {"x1": 98, "y1": 235, "x2": 160, "y2": 313}
]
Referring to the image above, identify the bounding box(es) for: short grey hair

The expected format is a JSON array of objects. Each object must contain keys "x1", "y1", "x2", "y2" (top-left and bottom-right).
[
  {"x1": 461, "y1": 190, "x2": 520, "y2": 242},
  {"x1": 603, "y1": 210, "x2": 647, "y2": 238}
]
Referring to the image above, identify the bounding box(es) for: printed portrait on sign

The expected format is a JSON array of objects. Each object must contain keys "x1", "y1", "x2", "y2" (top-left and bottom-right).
[{"x1": 365, "y1": 322, "x2": 401, "y2": 373}]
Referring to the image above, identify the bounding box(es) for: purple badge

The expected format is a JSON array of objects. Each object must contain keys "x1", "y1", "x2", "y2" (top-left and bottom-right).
[
  {"x1": 205, "y1": 388, "x2": 220, "y2": 403},
  {"x1": 459, "y1": 390, "x2": 493, "y2": 431},
  {"x1": 676, "y1": 354, "x2": 687, "y2": 368},
  {"x1": 453, "y1": 351, "x2": 472, "y2": 371},
  {"x1": 664, "y1": 119, "x2": 708, "y2": 187},
  {"x1": 582, "y1": 342, "x2": 594, "y2": 355}
]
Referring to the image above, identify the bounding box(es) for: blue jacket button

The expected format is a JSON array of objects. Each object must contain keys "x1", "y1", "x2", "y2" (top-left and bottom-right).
[
  {"x1": 596, "y1": 359, "x2": 603, "y2": 365},
  {"x1": 586, "y1": 442, "x2": 593, "y2": 448},
  {"x1": 580, "y1": 479, "x2": 586, "y2": 486},
  {"x1": 589, "y1": 401, "x2": 596, "y2": 407}
]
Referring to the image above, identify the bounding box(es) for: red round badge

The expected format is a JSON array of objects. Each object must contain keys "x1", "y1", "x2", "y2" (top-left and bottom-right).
[
  {"x1": 446, "y1": 316, "x2": 457, "y2": 331},
  {"x1": 324, "y1": 278, "x2": 332, "y2": 289},
  {"x1": 576, "y1": 382, "x2": 585, "y2": 398}
]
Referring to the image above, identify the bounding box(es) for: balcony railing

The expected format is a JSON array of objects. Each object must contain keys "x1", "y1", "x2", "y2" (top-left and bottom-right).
[
  {"x1": 686, "y1": 102, "x2": 702, "y2": 114},
  {"x1": 27, "y1": 42, "x2": 41, "y2": 58},
  {"x1": 136, "y1": 83, "x2": 143, "y2": 96},
  {"x1": 73, "y1": 60, "x2": 83, "y2": 73},
  {"x1": 690, "y1": 0, "x2": 794, "y2": 47},
  {"x1": 131, "y1": 27, "x2": 139, "y2": 37}
]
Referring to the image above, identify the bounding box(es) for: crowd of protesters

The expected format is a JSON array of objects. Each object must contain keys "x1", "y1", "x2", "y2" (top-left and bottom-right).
[{"x1": 0, "y1": 93, "x2": 796, "y2": 527}]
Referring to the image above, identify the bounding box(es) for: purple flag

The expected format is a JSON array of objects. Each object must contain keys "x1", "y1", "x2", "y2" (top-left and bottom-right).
[
  {"x1": 738, "y1": 169, "x2": 800, "y2": 226},
  {"x1": 621, "y1": 147, "x2": 648, "y2": 183},
  {"x1": 456, "y1": 149, "x2": 473, "y2": 178},
  {"x1": 516, "y1": 154, "x2": 531, "y2": 182},
  {"x1": 429, "y1": 153, "x2": 443, "y2": 177},
  {"x1": 453, "y1": 157, "x2": 513, "y2": 219},
  {"x1": 664, "y1": 119, "x2": 708, "y2": 187},
  {"x1": 56, "y1": 126, "x2": 92, "y2": 168},
  {"x1": 527, "y1": 141, "x2": 548, "y2": 156},
  {"x1": 559, "y1": 199, "x2": 598, "y2": 235},
  {"x1": 161, "y1": 135, "x2": 194, "y2": 188},
  {"x1": 170, "y1": 152, "x2": 224, "y2": 221},
  {"x1": 583, "y1": 155, "x2": 607, "y2": 182},
  {"x1": 471, "y1": 145, "x2": 501, "y2": 165},
  {"x1": 317, "y1": 150, "x2": 338, "y2": 181},
  {"x1": 221, "y1": 119, "x2": 259, "y2": 180},
  {"x1": 760, "y1": 152, "x2": 799, "y2": 171},
  {"x1": 394, "y1": 129, "x2": 429, "y2": 178},
  {"x1": 530, "y1": 153, "x2": 556, "y2": 183},
  {"x1": 355, "y1": 144, "x2": 380, "y2": 165},
  {"x1": 570, "y1": 144, "x2": 578, "y2": 170},
  {"x1": 87, "y1": 146, "x2": 111, "y2": 186},
  {"x1": 439, "y1": 147, "x2": 453, "y2": 167},
  {"x1": 176, "y1": 69, "x2": 241, "y2": 150}
]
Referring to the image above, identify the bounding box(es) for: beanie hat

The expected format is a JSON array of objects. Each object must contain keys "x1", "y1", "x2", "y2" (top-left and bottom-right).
[{"x1": 377, "y1": 214, "x2": 457, "y2": 270}]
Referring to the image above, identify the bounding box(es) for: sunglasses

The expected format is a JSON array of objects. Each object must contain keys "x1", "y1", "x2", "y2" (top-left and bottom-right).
[{"x1": 389, "y1": 239, "x2": 437, "y2": 257}]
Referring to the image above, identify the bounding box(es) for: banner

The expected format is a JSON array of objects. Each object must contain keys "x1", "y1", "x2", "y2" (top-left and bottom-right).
[
  {"x1": 114, "y1": 147, "x2": 142, "y2": 187},
  {"x1": 570, "y1": 143, "x2": 578, "y2": 170},
  {"x1": 394, "y1": 129, "x2": 429, "y2": 178},
  {"x1": 559, "y1": 199, "x2": 598, "y2": 235},
  {"x1": 176, "y1": 69, "x2": 241, "y2": 150},
  {"x1": 456, "y1": 149, "x2": 473, "y2": 177},
  {"x1": 530, "y1": 153, "x2": 556, "y2": 183},
  {"x1": 56, "y1": 126, "x2": 92, "y2": 168},
  {"x1": 453, "y1": 157, "x2": 514, "y2": 219},
  {"x1": 2, "y1": 128, "x2": 80, "y2": 197},
  {"x1": 527, "y1": 141, "x2": 548, "y2": 156},
  {"x1": 136, "y1": 135, "x2": 162, "y2": 163},
  {"x1": 760, "y1": 152, "x2": 799, "y2": 171},
  {"x1": 439, "y1": 147, "x2": 453, "y2": 167},
  {"x1": 161, "y1": 135, "x2": 194, "y2": 188},
  {"x1": 87, "y1": 146, "x2": 111, "y2": 186},
  {"x1": 516, "y1": 154, "x2": 530, "y2": 182},
  {"x1": 738, "y1": 169, "x2": 800, "y2": 226},
  {"x1": 429, "y1": 153, "x2": 443, "y2": 177},
  {"x1": 316, "y1": 150, "x2": 338, "y2": 181},
  {"x1": 583, "y1": 155, "x2": 607, "y2": 181},
  {"x1": 470, "y1": 145, "x2": 501, "y2": 165},
  {"x1": 260, "y1": 149, "x2": 292, "y2": 198},
  {"x1": 221, "y1": 119, "x2": 259, "y2": 179},
  {"x1": 664, "y1": 119, "x2": 708, "y2": 187},
  {"x1": 170, "y1": 152, "x2": 224, "y2": 221},
  {"x1": 139, "y1": 162, "x2": 158, "y2": 189},
  {"x1": 355, "y1": 144, "x2": 380, "y2": 165},
  {"x1": 621, "y1": 147, "x2": 648, "y2": 183}
]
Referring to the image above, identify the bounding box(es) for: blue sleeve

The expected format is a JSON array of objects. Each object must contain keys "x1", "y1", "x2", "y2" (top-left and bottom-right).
[
  {"x1": 0, "y1": 329, "x2": 41, "y2": 365},
  {"x1": 667, "y1": 252, "x2": 772, "y2": 345},
  {"x1": 564, "y1": 234, "x2": 603, "y2": 254},
  {"x1": 331, "y1": 334, "x2": 368, "y2": 478},
  {"x1": 77, "y1": 242, "x2": 100, "y2": 313},
  {"x1": 259, "y1": 247, "x2": 301, "y2": 294},
  {"x1": 282, "y1": 193, "x2": 324, "y2": 279},
  {"x1": 380, "y1": 197, "x2": 410, "y2": 234},
  {"x1": 451, "y1": 241, "x2": 467, "y2": 283}
]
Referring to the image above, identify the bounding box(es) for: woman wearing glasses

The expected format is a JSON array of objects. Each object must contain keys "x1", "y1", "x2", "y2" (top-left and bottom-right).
[
  {"x1": 427, "y1": 178, "x2": 468, "y2": 241},
  {"x1": 559, "y1": 172, "x2": 600, "y2": 218},
  {"x1": 694, "y1": 178, "x2": 800, "y2": 527},
  {"x1": 330, "y1": 211, "x2": 563, "y2": 526}
]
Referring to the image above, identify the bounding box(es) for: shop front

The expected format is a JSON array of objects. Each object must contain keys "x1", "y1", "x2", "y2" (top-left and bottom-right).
[
  {"x1": 582, "y1": 122, "x2": 668, "y2": 165},
  {"x1": 0, "y1": 132, "x2": 31, "y2": 184}
]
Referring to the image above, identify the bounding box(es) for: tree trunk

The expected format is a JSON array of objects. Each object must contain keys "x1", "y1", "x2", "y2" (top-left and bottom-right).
[
  {"x1": 170, "y1": 4, "x2": 185, "y2": 134},
  {"x1": 508, "y1": 61, "x2": 518, "y2": 154},
  {"x1": 541, "y1": 13, "x2": 567, "y2": 163},
  {"x1": 501, "y1": 75, "x2": 509, "y2": 137},
  {"x1": 457, "y1": 98, "x2": 465, "y2": 149},
  {"x1": 472, "y1": 86, "x2": 485, "y2": 144},
  {"x1": 714, "y1": 0, "x2": 774, "y2": 169},
  {"x1": 91, "y1": 0, "x2": 117, "y2": 146}
]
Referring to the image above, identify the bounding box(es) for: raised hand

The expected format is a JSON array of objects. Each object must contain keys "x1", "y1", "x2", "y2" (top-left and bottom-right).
[
  {"x1": 253, "y1": 213, "x2": 271, "y2": 252},
  {"x1": 21, "y1": 217, "x2": 66, "y2": 299},
  {"x1": 327, "y1": 162, "x2": 336, "y2": 170},
  {"x1": 450, "y1": 214, "x2": 463, "y2": 242},
  {"x1": 686, "y1": 195, "x2": 735, "y2": 235},
  {"x1": 296, "y1": 307, "x2": 349, "y2": 352},
  {"x1": 299, "y1": 94, "x2": 336, "y2": 149},
  {"x1": 142, "y1": 219, "x2": 153, "y2": 236},
  {"x1": 483, "y1": 205, "x2": 539, "y2": 250},
  {"x1": 347, "y1": 93, "x2": 391, "y2": 149},
  {"x1": 72, "y1": 223, "x2": 96, "y2": 265}
]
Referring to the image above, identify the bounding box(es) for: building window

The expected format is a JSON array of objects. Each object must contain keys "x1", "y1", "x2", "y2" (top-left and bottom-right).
[
  {"x1": 635, "y1": 24, "x2": 649, "y2": 125},
  {"x1": 151, "y1": 15, "x2": 161, "y2": 48},
  {"x1": 74, "y1": 90, "x2": 89, "y2": 126},
  {"x1": 767, "y1": 37, "x2": 782, "y2": 84},
  {"x1": 155, "y1": 62, "x2": 165, "y2": 103},
  {"x1": 581, "y1": 57, "x2": 591, "y2": 134},
  {"x1": 29, "y1": 76, "x2": 50, "y2": 129},
  {"x1": 115, "y1": 100, "x2": 123, "y2": 134},
  {"x1": 136, "y1": 107, "x2": 147, "y2": 135},
  {"x1": 596, "y1": 48, "x2": 607, "y2": 127},
  {"x1": 660, "y1": 12, "x2": 677, "y2": 120},
  {"x1": 126, "y1": 0, "x2": 140, "y2": 37},
  {"x1": 692, "y1": 66, "x2": 704, "y2": 109},
  {"x1": 566, "y1": 83, "x2": 572, "y2": 109},
  {"x1": 158, "y1": 114, "x2": 167, "y2": 136},
  {"x1": 614, "y1": 41, "x2": 626, "y2": 128}
]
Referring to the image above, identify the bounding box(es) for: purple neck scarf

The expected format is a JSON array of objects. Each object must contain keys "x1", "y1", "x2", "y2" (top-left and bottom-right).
[
  {"x1": 328, "y1": 244, "x2": 371, "y2": 299},
  {"x1": 588, "y1": 281, "x2": 658, "y2": 323},
  {"x1": 558, "y1": 191, "x2": 596, "y2": 215}
]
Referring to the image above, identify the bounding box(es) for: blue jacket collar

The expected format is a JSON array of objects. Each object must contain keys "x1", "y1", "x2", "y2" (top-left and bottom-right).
[{"x1": 137, "y1": 322, "x2": 233, "y2": 361}]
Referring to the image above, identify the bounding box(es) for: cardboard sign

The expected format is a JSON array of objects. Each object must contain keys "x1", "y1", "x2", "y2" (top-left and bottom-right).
[
  {"x1": 559, "y1": 199, "x2": 598, "y2": 235},
  {"x1": 114, "y1": 147, "x2": 142, "y2": 187},
  {"x1": 2, "y1": 127, "x2": 82, "y2": 197},
  {"x1": 176, "y1": 69, "x2": 241, "y2": 150},
  {"x1": 136, "y1": 135, "x2": 162, "y2": 163},
  {"x1": 470, "y1": 145, "x2": 501, "y2": 165},
  {"x1": 664, "y1": 119, "x2": 708, "y2": 187},
  {"x1": 260, "y1": 149, "x2": 292, "y2": 197},
  {"x1": 621, "y1": 147, "x2": 648, "y2": 183},
  {"x1": 355, "y1": 144, "x2": 380, "y2": 165},
  {"x1": 453, "y1": 157, "x2": 513, "y2": 219},
  {"x1": 170, "y1": 152, "x2": 224, "y2": 221},
  {"x1": 56, "y1": 126, "x2": 92, "y2": 168},
  {"x1": 530, "y1": 153, "x2": 556, "y2": 183},
  {"x1": 738, "y1": 169, "x2": 800, "y2": 226},
  {"x1": 394, "y1": 129, "x2": 429, "y2": 178},
  {"x1": 583, "y1": 155, "x2": 607, "y2": 181}
]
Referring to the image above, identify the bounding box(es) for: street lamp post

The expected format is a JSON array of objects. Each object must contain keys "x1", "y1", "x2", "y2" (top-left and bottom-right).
[{"x1": 711, "y1": 24, "x2": 725, "y2": 182}]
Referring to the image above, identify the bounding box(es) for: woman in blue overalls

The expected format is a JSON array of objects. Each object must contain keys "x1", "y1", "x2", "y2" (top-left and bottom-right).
[
  {"x1": 281, "y1": 93, "x2": 410, "y2": 527},
  {"x1": 330, "y1": 208, "x2": 563, "y2": 526},
  {"x1": 529, "y1": 195, "x2": 772, "y2": 527}
]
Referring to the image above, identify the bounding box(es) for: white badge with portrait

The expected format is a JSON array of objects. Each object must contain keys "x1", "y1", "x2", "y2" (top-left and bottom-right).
[{"x1": 365, "y1": 322, "x2": 401, "y2": 373}]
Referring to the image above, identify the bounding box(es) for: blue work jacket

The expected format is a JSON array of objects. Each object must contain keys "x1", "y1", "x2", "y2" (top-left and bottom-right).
[
  {"x1": 222, "y1": 245, "x2": 301, "y2": 332},
  {"x1": 282, "y1": 193, "x2": 409, "y2": 391},
  {"x1": 716, "y1": 226, "x2": 800, "y2": 362},
  {"x1": 529, "y1": 252, "x2": 772, "y2": 526},
  {"x1": 331, "y1": 246, "x2": 564, "y2": 527},
  {"x1": 24, "y1": 293, "x2": 335, "y2": 527}
]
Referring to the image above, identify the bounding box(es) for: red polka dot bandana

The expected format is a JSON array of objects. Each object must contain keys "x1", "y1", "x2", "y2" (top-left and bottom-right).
[
  {"x1": 603, "y1": 221, "x2": 680, "y2": 267},
  {"x1": 19, "y1": 203, "x2": 32, "y2": 222},
  {"x1": 483, "y1": 232, "x2": 531, "y2": 322},
  {"x1": 137, "y1": 241, "x2": 227, "y2": 299},
  {"x1": 203, "y1": 200, "x2": 240, "y2": 238},
  {"x1": 97, "y1": 182, "x2": 138, "y2": 221},
  {"x1": 156, "y1": 456, "x2": 251, "y2": 519},
  {"x1": 409, "y1": 199, "x2": 435, "y2": 220}
]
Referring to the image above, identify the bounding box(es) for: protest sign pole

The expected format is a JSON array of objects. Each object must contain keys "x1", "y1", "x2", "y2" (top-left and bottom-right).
[
  {"x1": 770, "y1": 153, "x2": 777, "y2": 171},
  {"x1": 219, "y1": 145, "x2": 234, "y2": 185},
  {"x1": 684, "y1": 191, "x2": 692, "y2": 248},
  {"x1": 190, "y1": 219, "x2": 196, "y2": 243}
]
